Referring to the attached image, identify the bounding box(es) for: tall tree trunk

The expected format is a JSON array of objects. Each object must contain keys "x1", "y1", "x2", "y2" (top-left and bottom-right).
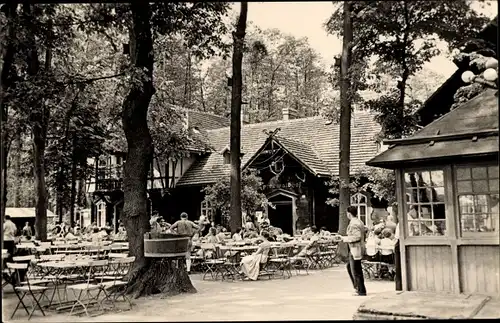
[
  {"x1": 229, "y1": 2, "x2": 248, "y2": 234},
  {"x1": 13, "y1": 132, "x2": 21, "y2": 207},
  {"x1": 23, "y1": 4, "x2": 50, "y2": 241},
  {"x1": 396, "y1": 0, "x2": 410, "y2": 139},
  {"x1": 122, "y1": 3, "x2": 196, "y2": 299},
  {"x1": 122, "y1": 2, "x2": 155, "y2": 271},
  {"x1": 0, "y1": 2, "x2": 18, "y2": 226},
  {"x1": 69, "y1": 137, "x2": 77, "y2": 227},
  {"x1": 338, "y1": 1, "x2": 353, "y2": 236}
]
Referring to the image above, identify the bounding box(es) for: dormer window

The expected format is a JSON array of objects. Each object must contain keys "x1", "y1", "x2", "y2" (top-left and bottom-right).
[
  {"x1": 220, "y1": 145, "x2": 245, "y2": 164},
  {"x1": 223, "y1": 151, "x2": 231, "y2": 164}
]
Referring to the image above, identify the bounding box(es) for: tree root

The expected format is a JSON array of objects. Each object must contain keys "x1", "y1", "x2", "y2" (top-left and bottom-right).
[{"x1": 126, "y1": 258, "x2": 197, "y2": 299}]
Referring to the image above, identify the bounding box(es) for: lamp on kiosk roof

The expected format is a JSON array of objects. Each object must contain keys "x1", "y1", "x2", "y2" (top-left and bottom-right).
[{"x1": 461, "y1": 57, "x2": 498, "y2": 89}]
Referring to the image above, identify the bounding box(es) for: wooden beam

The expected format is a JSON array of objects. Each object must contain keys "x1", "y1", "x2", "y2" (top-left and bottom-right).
[
  {"x1": 395, "y1": 169, "x2": 408, "y2": 291},
  {"x1": 383, "y1": 129, "x2": 498, "y2": 146}
]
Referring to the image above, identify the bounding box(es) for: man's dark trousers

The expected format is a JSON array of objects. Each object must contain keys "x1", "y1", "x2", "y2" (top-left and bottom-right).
[{"x1": 346, "y1": 251, "x2": 367, "y2": 295}]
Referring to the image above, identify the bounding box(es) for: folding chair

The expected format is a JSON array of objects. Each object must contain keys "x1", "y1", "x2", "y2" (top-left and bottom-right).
[
  {"x1": 7, "y1": 262, "x2": 49, "y2": 320},
  {"x1": 289, "y1": 245, "x2": 310, "y2": 275},
  {"x1": 67, "y1": 260, "x2": 109, "y2": 316},
  {"x1": 100, "y1": 256, "x2": 135, "y2": 309},
  {"x1": 202, "y1": 246, "x2": 226, "y2": 281},
  {"x1": 221, "y1": 246, "x2": 242, "y2": 281},
  {"x1": 268, "y1": 244, "x2": 293, "y2": 279}
]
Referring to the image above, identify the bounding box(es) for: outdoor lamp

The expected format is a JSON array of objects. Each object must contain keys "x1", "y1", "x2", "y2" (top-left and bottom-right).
[
  {"x1": 483, "y1": 68, "x2": 498, "y2": 82},
  {"x1": 461, "y1": 70, "x2": 476, "y2": 83},
  {"x1": 485, "y1": 57, "x2": 498, "y2": 69}
]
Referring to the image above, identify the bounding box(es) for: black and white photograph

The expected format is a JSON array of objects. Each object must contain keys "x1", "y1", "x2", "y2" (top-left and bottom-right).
[{"x1": 1, "y1": 1, "x2": 498, "y2": 321}]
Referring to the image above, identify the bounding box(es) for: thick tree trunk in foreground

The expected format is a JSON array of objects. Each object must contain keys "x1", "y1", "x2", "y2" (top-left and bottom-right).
[
  {"x1": 0, "y1": 3, "x2": 18, "y2": 227},
  {"x1": 122, "y1": 3, "x2": 195, "y2": 298},
  {"x1": 229, "y1": 2, "x2": 248, "y2": 234},
  {"x1": 338, "y1": 1, "x2": 353, "y2": 237}
]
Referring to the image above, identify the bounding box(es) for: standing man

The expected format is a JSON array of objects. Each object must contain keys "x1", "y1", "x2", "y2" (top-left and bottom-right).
[
  {"x1": 170, "y1": 212, "x2": 199, "y2": 274},
  {"x1": 342, "y1": 206, "x2": 367, "y2": 296},
  {"x1": 3, "y1": 215, "x2": 18, "y2": 262}
]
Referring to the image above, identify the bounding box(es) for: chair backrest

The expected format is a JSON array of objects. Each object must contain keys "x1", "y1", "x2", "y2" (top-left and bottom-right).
[
  {"x1": 6, "y1": 262, "x2": 29, "y2": 287},
  {"x1": 40, "y1": 254, "x2": 65, "y2": 262},
  {"x1": 12, "y1": 255, "x2": 36, "y2": 262},
  {"x1": 112, "y1": 256, "x2": 135, "y2": 277},
  {"x1": 108, "y1": 253, "x2": 128, "y2": 259}
]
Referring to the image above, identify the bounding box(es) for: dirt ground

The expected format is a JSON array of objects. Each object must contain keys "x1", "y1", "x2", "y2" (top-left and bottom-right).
[{"x1": 2, "y1": 266, "x2": 394, "y2": 322}]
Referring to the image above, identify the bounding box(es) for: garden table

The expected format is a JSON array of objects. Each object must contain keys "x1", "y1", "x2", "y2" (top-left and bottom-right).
[{"x1": 37, "y1": 260, "x2": 94, "y2": 310}]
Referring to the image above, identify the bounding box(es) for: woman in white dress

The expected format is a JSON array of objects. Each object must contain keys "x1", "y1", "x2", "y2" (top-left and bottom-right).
[{"x1": 240, "y1": 231, "x2": 271, "y2": 280}]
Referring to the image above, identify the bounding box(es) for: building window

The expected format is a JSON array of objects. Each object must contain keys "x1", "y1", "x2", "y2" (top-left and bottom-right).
[
  {"x1": 223, "y1": 151, "x2": 230, "y2": 165},
  {"x1": 404, "y1": 170, "x2": 446, "y2": 237},
  {"x1": 455, "y1": 165, "x2": 499, "y2": 235},
  {"x1": 351, "y1": 193, "x2": 368, "y2": 225},
  {"x1": 96, "y1": 201, "x2": 106, "y2": 228},
  {"x1": 201, "y1": 200, "x2": 214, "y2": 222}
]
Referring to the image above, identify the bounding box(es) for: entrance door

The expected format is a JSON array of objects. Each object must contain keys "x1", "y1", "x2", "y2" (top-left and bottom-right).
[{"x1": 268, "y1": 201, "x2": 293, "y2": 235}]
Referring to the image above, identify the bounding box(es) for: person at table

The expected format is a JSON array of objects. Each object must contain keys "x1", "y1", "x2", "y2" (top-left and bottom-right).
[
  {"x1": 170, "y1": 212, "x2": 199, "y2": 273},
  {"x1": 320, "y1": 226, "x2": 331, "y2": 237},
  {"x1": 215, "y1": 227, "x2": 226, "y2": 243},
  {"x1": 244, "y1": 216, "x2": 256, "y2": 231},
  {"x1": 232, "y1": 228, "x2": 243, "y2": 241},
  {"x1": 91, "y1": 227, "x2": 102, "y2": 244},
  {"x1": 116, "y1": 222, "x2": 127, "y2": 240},
  {"x1": 205, "y1": 227, "x2": 218, "y2": 243},
  {"x1": 301, "y1": 225, "x2": 312, "y2": 238},
  {"x1": 243, "y1": 228, "x2": 259, "y2": 239},
  {"x1": 198, "y1": 214, "x2": 211, "y2": 237},
  {"x1": 240, "y1": 231, "x2": 272, "y2": 280},
  {"x1": 295, "y1": 226, "x2": 320, "y2": 257},
  {"x1": 3, "y1": 215, "x2": 17, "y2": 262},
  {"x1": 21, "y1": 222, "x2": 33, "y2": 238},
  {"x1": 341, "y1": 206, "x2": 367, "y2": 296}
]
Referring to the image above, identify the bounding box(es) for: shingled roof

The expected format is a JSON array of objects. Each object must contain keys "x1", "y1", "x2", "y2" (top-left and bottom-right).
[
  {"x1": 176, "y1": 110, "x2": 381, "y2": 186},
  {"x1": 186, "y1": 110, "x2": 230, "y2": 130},
  {"x1": 367, "y1": 89, "x2": 499, "y2": 168}
]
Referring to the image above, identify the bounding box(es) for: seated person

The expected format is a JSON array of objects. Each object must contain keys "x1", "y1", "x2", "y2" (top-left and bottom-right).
[
  {"x1": 239, "y1": 231, "x2": 271, "y2": 280},
  {"x1": 295, "y1": 226, "x2": 320, "y2": 258},
  {"x1": 244, "y1": 216, "x2": 256, "y2": 231},
  {"x1": 243, "y1": 229, "x2": 259, "y2": 239},
  {"x1": 232, "y1": 228, "x2": 243, "y2": 241},
  {"x1": 379, "y1": 228, "x2": 396, "y2": 254},
  {"x1": 205, "y1": 227, "x2": 218, "y2": 244},
  {"x1": 91, "y1": 228, "x2": 101, "y2": 244},
  {"x1": 319, "y1": 226, "x2": 331, "y2": 237},
  {"x1": 215, "y1": 227, "x2": 226, "y2": 243}
]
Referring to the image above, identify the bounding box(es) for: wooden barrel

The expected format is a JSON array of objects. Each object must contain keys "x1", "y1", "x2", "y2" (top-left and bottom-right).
[{"x1": 144, "y1": 232, "x2": 191, "y2": 258}]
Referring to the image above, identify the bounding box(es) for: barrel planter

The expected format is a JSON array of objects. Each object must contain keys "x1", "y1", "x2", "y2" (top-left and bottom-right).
[{"x1": 144, "y1": 232, "x2": 190, "y2": 258}]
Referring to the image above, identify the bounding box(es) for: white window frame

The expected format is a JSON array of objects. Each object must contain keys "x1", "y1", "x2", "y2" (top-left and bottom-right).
[
  {"x1": 96, "y1": 201, "x2": 106, "y2": 228},
  {"x1": 351, "y1": 193, "x2": 368, "y2": 225},
  {"x1": 201, "y1": 200, "x2": 214, "y2": 222}
]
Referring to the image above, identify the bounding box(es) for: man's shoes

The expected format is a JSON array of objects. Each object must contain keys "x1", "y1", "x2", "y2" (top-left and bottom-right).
[{"x1": 352, "y1": 292, "x2": 367, "y2": 296}]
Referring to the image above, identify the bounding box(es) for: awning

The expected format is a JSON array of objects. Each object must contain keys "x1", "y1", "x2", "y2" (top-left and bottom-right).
[
  {"x1": 366, "y1": 136, "x2": 499, "y2": 169},
  {"x1": 5, "y1": 208, "x2": 57, "y2": 218}
]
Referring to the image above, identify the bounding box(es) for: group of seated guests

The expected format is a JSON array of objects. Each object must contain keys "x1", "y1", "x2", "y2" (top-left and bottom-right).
[
  {"x1": 365, "y1": 214, "x2": 398, "y2": 258},
  {"x1": 47, "y1": 220, "x2": 128, "y2": 243}
]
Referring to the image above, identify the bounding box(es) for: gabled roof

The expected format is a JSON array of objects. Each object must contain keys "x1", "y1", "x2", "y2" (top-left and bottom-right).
[
  {"x1": 244, "y1": 135, "x2": 332, "y2": 176},
  {"x1": 367, "y1": 89, "x2": 499, "y2": 168},
  {"x1": 176, "y1": 110, "x2": 381, "y2": 186}
]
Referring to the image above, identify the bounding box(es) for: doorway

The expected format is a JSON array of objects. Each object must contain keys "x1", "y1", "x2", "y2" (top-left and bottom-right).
[{"x1": 268, "y1": 201, "x2": 293, "y2": 235}]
